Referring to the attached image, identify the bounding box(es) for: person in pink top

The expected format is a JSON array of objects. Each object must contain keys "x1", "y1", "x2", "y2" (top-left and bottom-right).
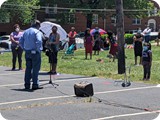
[
  {"x1": 10, "y1": 24, "x2": 23, "y2": 70},
  {"x1": 68, "y1": 27, "x2": 77, "y2": 50}
]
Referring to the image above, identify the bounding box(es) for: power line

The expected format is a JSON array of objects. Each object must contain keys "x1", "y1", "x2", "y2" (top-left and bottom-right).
[{"x1": 2, "y1": 3, "x2": 149, "y2": 12}]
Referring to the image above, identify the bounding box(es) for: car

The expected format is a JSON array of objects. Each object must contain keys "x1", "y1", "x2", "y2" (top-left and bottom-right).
[
  {"x1": 0, "y1": 35, "x2": 11, "y2": 50},
  {"x1": 133, "y1": 32, "x2": 158, "y2": 41},
  {"x1": 75, "y1": 32, "x2": 85, "y2": 38}
]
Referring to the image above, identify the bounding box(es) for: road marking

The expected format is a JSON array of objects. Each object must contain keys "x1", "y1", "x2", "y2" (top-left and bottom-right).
[
  {"x1": 0, "y1": 72, "x2": 23, "y2": 76},
  {"x1": 0, "y1": 85, "x2": 159, "y2": 106},
  {"x1": 0, "y1": 77, "x2": 98, "y2": 87},
  {"x1": 95, "y1": 86, "x2": 158, "y2": 94},
  {"x1": 0, "y1": 95, "x2": 74, "y2": 106},
  {"x1": 91, "y1": 110, "x2": 160, "y2": 120},
  {"x1": 153, "y1": 113, "x2": 160, "y2": 120},
  {"x1": 0, "y1": 113, "x2": 7, "y2": 120},
  {"x1": 157, "y1": 84, "x2": 160, "y2": 87}
]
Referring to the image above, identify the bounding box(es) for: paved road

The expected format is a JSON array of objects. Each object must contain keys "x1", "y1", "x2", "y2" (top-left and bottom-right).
[{"x1": 0, "y1": 66, "x2": 160, "y2": 120}]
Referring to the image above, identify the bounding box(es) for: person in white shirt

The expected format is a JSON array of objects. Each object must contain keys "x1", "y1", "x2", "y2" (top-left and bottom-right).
[{"x1": 142, "y1": 25, "x2": 151, "y2": 43}]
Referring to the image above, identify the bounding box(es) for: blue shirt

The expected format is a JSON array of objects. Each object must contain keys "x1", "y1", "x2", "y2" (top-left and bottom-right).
[{"x1": 19, "y1": 27, "x2": 43, "y2": 52}]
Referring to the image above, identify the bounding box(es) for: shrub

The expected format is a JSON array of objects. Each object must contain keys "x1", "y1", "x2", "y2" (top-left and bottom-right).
[{"x1": 124, "y1": 34, "x2": 134, "y2": 44}]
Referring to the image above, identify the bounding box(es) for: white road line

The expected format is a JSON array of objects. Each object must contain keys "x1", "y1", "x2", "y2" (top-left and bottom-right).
[
  {"x1": 0, "y1": 85, "x2": 159, "y2": 106},
  {"x1": 95, "y1": 86, "x2": 157, "y2": 94},
  {"x1": 0, "y1": 72, "x2": 23, "y2": 76},
  {"x1": 0, "y1": 77, "x2": 98, "y2": 87},
  {"x1": 153, "y1": 113, "x2": 160, "y2": 120},
  {"x1": 157, "y1": 84, "x2": 160, "y2": 87},
  {"x1": 91, "y1": 110, "x2": 160, "y2": 120},
  {"x1": 0, "y1": 95, "x2": 74, "y2": 106}
]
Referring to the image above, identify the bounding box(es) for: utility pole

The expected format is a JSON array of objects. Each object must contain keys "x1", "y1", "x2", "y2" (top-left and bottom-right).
[
  {"x1": 103, "y1": 1, "x2": 107, "y2": 30},
  {"x1": 115, "y1": 0, "x2": 125, "y2": 74}
]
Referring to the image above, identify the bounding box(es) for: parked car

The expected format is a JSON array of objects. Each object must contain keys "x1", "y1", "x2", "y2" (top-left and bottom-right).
[
  {"x1": 133, "y1": 32, "x2": 158, "y2": 41},
  {"x1": 0, "y1": 35, "x2": 11, "y2": 50}
]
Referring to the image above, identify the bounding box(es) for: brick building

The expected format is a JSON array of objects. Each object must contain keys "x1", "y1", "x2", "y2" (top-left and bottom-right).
[{"x1": 0, "y1": 0, "x2": 160, "y2": 35}]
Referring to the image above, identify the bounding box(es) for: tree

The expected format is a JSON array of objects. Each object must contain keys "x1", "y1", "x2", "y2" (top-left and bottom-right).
[{"x1": 0, "y1": 0, "x2": 39, "y2": 24}]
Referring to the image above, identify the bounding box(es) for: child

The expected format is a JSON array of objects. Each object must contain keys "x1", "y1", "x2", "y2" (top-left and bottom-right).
[
  {"x1": 142, "y1": 42, "x2": 152, "y2": 80},
  {"x1": 84, "y1": 28, "x2": 94, "y2": 59},
  {"x1": 93, "y1": 32, "x2": 101, "y2": 55}
]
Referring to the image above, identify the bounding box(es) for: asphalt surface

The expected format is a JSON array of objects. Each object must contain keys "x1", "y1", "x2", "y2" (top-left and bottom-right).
[{"x1": 0, "y1": 66, "x2": 160, "y2": 120}]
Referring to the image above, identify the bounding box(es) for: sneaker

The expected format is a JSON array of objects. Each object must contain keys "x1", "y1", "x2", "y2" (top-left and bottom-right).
[
  {"x1": 19, "y1": 68, "x2": 23, "y2": 70},
  {"x1": 32, "y1": 86, "x2": 43, "y2": 90},
  {"x1": 12, "y1": 68, "x2": 15, "y2": 71},
  {"x1": 52, "y1": 71, "x2": 57, "y2": 75}
]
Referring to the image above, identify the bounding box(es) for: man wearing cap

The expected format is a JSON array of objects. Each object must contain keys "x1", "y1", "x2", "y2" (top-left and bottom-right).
[
  {"x1": 19, "y1": 20, "x2": 43, "y2": 90},
  {"x1": 143, "y1": 25, "x2": 151, "y2": 43}
]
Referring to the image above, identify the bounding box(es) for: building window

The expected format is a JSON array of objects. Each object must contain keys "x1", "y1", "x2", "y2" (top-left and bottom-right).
[
  {"x1": 132, "y1": 18, "x2": 141, "y2": 25},
  {"x1": 68, "y1": 14, "x2": 75, "y2": 24},
  {"x1": 92, "y1": 14, "x2": 98, "y2": 24},
  {"x1": 111, "y1": 16, "x2": 116, "y2": 24}
]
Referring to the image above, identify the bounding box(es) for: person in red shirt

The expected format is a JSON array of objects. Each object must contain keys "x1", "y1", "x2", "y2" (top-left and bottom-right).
[
  {"x1": 68, "y1": 27, "x2": 77, "y2": 50},
  {"x1": 84, "y1": 28, "x2": 94, "y2": 59}
]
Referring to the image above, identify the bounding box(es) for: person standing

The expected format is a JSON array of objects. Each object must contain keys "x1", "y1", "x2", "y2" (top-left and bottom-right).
[
  {"x1": 107, "y1": 31, "x2": 118, "y2": 61},
  {"x1": 93, "y1": 31, "x2": 101, "y2": 55},
  {"x1": 133, "y1": 32, "x2": 143, "y2": 65},
  {"x1": 10, "y1": 24, "x2": 23, "y2": 70},
  {"x1": 142, "y1": 42, "x2": 152, "y2": 80},
  {"x1": 143, "y1": 25, "x2": 151, "y2": 43},
  {"x1": 84, "y1": 28, "x2": 94, "y2": 59},
  {"x1": 156, "y1": 30, "x2": 160, "y2": 46},
  {"x1": 68, "y1": 27, "x2": 77, "y2": 50},
  {"x1": 47, "y1": 26, "x2": 60, "y2": 74},
  {"x1": 19, "y1": 20, "x2": 43, "y2": 90}
]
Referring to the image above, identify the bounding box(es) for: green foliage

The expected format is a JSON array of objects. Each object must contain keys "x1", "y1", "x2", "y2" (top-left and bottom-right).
[
  {"x1": 0, "y1": 0, "x2": 39, "y2": 24},
  {"x1": 124, "y1": 33, "x2": 134, "y2": 44}
]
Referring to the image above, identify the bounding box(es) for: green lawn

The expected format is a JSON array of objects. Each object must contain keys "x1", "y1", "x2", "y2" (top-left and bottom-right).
[{"x1": 0, "y1": 43, "x2": 160, "y2": 84}]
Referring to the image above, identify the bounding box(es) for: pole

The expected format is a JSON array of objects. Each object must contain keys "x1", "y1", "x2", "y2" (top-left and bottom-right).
[{"x1": 115, "y1": 0, "x2": 125, "y2": 74}]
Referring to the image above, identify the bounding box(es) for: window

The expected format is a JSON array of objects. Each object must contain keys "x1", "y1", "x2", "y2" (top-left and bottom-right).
[
  {"x1": 111, "y1": 16, "x2": 116, "y2": 24},
  {"x1": 92, "y1": 14, "x2": 98, "y2": 24},
  {"x1": 68, "y1": 14, "x2": 75, "y2": 24},
  {"x1": 132, "y1": 18, "x2": 141, "y2": 25}
]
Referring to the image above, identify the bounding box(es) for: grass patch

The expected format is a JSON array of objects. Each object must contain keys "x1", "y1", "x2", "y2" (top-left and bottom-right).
[{"x1": 0, "y1": 43, "x2": 160, "y2": 84}]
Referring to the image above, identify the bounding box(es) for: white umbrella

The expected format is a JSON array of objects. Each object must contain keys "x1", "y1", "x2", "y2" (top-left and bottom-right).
[
  {"x1": 40, "y1": 21, "x2": 67, "y2": 41},
  {"x1": 152, "y1": 0, "x2": 160, "y2": 8},
  {"x1": 0, "y1": 0, "x2": 7, "y2": 8}
]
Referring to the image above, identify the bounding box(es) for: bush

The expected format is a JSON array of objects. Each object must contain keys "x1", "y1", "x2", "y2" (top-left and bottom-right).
[{"x1": 124, "y1": 34, "x2": 134, "y2": 44}]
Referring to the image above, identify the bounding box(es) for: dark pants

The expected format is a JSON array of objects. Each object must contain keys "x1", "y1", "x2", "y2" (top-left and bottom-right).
[
  {"x1": 144, "y1": 35, "x2": 150, "y2": 43},
  {"x1": 11, "y1": 46, "x2": 23, "y2": 69},
  {"x1": 49, "y1": 51, "x2": 58, "y2": 64},
  {"x1": 24, "y1": 51, "x2": 41, "y2": 89},
  {"x1": 143, "y1": 62, "x2": 151, "y2": 79}
]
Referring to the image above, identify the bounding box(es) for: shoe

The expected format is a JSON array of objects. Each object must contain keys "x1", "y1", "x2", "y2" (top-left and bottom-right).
[
  {"x1": 12, "y1": 68, "x2": 15, "y2": 71},
  {"x1": 142, "y1": 78, "x2": 146, "y2": 80},
  {"x1": 52, "y1": 71, "x2": 57, "y2": 75},
  {"x1": 47, "y1": 71, "x2": 53, "y2": 74},
  {"x1": 48, "y1": 71, "x2": 57, "y2": 75},
  {"x1": 24, "y1": 87, "x2": 30, "y2": 90},
  {"x1": 19, "y1": 68, "x2": 23, "y2": 70},
  {"x1": 32, "y1": 86, "x2": 43, "y2": 90}
]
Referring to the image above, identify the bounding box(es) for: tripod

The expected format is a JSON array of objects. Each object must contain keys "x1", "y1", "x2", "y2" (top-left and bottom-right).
[
  {"x1": 41, "y1": 49, "x2": 59, "y2": 88},
  {"x1": 48, "y1": 62, "x2": 59, "y2": 87}
]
